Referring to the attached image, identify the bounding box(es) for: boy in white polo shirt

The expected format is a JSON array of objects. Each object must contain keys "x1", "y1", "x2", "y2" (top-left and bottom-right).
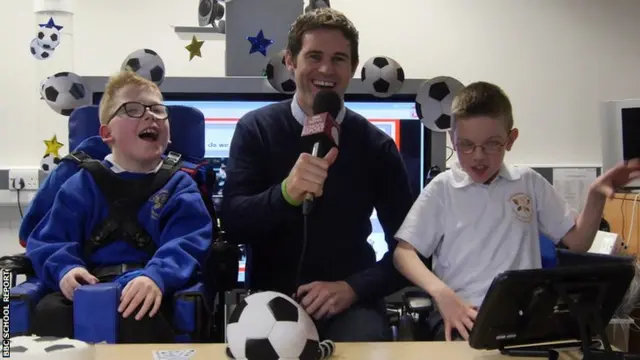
[{"x1": 393, "y1": 81, "x2": 640, "y2": 342}]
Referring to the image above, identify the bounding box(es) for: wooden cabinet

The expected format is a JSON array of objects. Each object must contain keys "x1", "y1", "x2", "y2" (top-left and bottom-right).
[{"x1": 602, "y1": 193, "x2": 640, "y2": 258}]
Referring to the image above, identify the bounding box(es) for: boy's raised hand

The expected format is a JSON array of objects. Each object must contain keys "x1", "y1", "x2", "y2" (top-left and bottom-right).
[
  {"x1": 118, "y1": 276, "x2": 162, "y2": 321},
  {"x1": 432, "y1": 285, "x2": 477, "y2": 341},
  {"x1": 59, "y1": 267, "x2": 99, "y2": 301},
  {"x1": 592, "y1": 158, "x2": 640, "y2": 198}
]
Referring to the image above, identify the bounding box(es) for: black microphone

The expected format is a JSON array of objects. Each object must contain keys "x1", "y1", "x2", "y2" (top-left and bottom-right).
[
  {"x1": 293, "y1": 90, "x2": 342, "y2": 294},
  {"x1": 300, "y1": 90, "x2": 342, "y2": 214}
]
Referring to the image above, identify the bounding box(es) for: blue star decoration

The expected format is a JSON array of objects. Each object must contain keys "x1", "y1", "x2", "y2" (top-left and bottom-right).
[
  {"x1": 247, "y1": 29, "x2": 274, "y2": 56},
  {"x1": 39, "y1": 17, "x2": 63, "y2": 31}
]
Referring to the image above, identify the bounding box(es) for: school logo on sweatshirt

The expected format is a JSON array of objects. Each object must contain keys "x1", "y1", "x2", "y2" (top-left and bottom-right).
[
  {"x1": 509, "y1": 193, "x2": 532, "y2": 223},
  {"x1": 150, "y1": 189, "x2": 170, "y2": 219}
]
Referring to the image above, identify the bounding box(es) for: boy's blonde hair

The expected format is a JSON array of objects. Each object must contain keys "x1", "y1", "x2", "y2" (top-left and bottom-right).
[
  {"x1": 451, "y1": 81, "x2": 514, "y2": 132},
  {"x1": 98, "y1": 71, "x2": 162, "y2": 125}
]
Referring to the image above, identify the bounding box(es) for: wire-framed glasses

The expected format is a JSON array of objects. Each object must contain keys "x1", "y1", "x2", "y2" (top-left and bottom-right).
[
  {"x1": 455, "y1": 140, "x2": 506, "y2": 155},
  {"x1": 110, "y1": 102, "x2": 169, "y2": 121}
]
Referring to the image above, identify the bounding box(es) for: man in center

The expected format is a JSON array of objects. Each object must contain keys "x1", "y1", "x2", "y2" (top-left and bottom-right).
[{"x1": 220, "y1": 8, "x2": 413, "y2": 341}]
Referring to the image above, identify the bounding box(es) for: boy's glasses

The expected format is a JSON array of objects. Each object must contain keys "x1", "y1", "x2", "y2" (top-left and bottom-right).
[
  {"x1": 456, "y1": 140, "x2": 505, "y2": 154},
  {"x1": 110, "y1": 102, "x2": 169, "y2": 121}
]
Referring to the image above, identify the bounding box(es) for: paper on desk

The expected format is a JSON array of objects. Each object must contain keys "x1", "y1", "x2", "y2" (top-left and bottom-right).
[
  {"x1": 152, "y1": 349, "x2": 196, "y2": 360},
  {"x1": 552, "y1": 168, "x2": 597, "y2": 213}
]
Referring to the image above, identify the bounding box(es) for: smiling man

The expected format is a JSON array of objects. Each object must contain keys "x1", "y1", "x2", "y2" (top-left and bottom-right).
[{"x1": 220, "y1": 8, "x2": 414, "y2": 342}]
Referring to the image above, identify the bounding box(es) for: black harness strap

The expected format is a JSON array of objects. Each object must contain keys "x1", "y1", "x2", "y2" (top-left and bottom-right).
[
  {"x1": 80, "y1": 152, "x2": 183, "y2": 259},
  {"x1": 63, "y1": 150, "x2": 93, "y2": 164}
]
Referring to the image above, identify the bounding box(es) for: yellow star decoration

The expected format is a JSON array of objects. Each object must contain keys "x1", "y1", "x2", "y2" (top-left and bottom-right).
[
  {"x1": 185, "y1": 35, "x2": 204, "y2": 61},
  {"x1": 43, "y1": 135, "x2": 64, "y2": 157}
]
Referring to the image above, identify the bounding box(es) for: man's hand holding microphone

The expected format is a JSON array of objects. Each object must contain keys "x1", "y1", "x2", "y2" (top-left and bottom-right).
[
  {"x1": 282, "y1": 89, "x2": 342, "y2": 207},
  {"x1": 283, "y1": 148, "x2": 338, "y2": 205}
]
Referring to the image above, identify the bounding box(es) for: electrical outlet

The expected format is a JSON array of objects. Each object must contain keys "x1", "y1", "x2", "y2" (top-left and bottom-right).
[{"x1": 8, "y1": 169, "x2": 39, "y2": 190}]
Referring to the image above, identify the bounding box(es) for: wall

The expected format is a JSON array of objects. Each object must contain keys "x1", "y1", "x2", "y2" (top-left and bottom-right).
[
  {"x1": 1, "y1": 0, "x2": 640, "y2": 251},
  {"x1": 2, "y1": 0, "x2": 640, "y2": 170}
]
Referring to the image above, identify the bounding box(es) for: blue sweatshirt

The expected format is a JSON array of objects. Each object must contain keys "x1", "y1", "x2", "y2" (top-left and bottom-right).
[
  {"x1": 220, "y1": 100, "x2": 413, "y2": 303},
  {"x1": 19, "y1": 136, "x2": 111, "y2": 247},
  {"x1": 25, "y1": 159, "x2": 213, "y2": 295}
]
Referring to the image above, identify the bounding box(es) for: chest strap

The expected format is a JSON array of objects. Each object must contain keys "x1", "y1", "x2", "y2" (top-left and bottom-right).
[{"x1": 80, "y1": 153, "x2": 182, "y2": 260}]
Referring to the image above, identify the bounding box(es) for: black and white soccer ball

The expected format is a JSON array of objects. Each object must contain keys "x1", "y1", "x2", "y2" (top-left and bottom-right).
[
  {"x1": 360, "y1": 56, "x2": 405, "y2": 98},
  {"x1": 39, "y1": 77, "x2": 49, "y2": 99},
  {"x1": 305, "y1": 0, "x2": 330, "y2": 12},
  {"x1": 30, "y1": 38, "x2": 53, "y2": 60},
  {"x1": 415, "y1": 76, "x2": 464, "y2": 132},
  {"x1": 226, "y1": 291, "x2": 321, "y2": 360},
  {"x1": 9, "y1": 335, "x2": 92, "y2": 360},
  {"x1": 42, "y1": 72, "x2": 91, "y2": 116},
  {"x1": 120, "y1": 48, "x2": 166, "y2": 86},
  {"x1": 265, "y1": 50, "x2": 296, "y2": 95},
  {"x1": 40, "y1": 153, "x2": 61, "y2": 173},
  {"x1": 36, "y1": 27, "x2": 61, "y2": 50}
]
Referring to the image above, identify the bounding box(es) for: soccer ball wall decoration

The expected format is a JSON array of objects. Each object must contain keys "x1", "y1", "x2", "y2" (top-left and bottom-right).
[
  {"x1": 265, "y1": 50, "x2": 296, "y2": 95},
  {"x1": 41, "y1": 72, "x2": 91, "y2": 116},
  {"x1": 30, "y1": 38, "x2": 53, "y2": 60},
  {"x1": 40, "y1": 153, "x2": 61, "y2": 173},
  {"x1": 30, "y1": 17, "x2": 62, "y2": 60},
  {"x1": 415, "y1": 76, "x2": 465, "y2": 132},
  {"x1": 360, "y1": 56, "x2": 405, "y2": 98},
  {"x1": 120, "y1": 49, "x2": 166, "y2": 86}
]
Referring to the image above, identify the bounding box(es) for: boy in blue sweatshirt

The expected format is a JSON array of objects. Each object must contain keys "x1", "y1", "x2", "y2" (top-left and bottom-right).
[{"x1": 25, "y1": 70, "x2": 213, "y2": 342}]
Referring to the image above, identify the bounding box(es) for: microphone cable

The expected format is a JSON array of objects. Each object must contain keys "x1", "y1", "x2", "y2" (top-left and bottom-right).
[
  {"x1": 294, "y1": 206, "x2": 310, "y2": 293},
  {"x1": 295, "y1": 143, "x2": 319, "y2": 294}
]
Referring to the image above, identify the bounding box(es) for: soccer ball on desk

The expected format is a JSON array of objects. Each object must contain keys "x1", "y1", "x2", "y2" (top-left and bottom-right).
[
  {"x1": 360, "y1": 56, "x2": 405, "y2": 98},
  {"x1": 8, "y1": 335, "x2": 94, "y2": 360},
  {"x1": 415, "y1": 76, "x2": 464, "y2": 132},
  {"x1": 225, "y1": 291, "x2": 323, "y2": 360}
]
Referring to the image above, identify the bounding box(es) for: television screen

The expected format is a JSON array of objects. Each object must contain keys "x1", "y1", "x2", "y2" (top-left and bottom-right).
[{"x1": 165, "y1": 99, "x2": 427, "y2": 284}]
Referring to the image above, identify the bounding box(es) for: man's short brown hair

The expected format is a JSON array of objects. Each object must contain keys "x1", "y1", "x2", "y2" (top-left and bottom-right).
[
  {"x1": 287, "y1": 8, "x2": 359, "y2": 68},
  {"x1": 452, "y1": 81, "x2": 514, "y2": 131},
  {"x1": 98, "y1": 70, "x2": 162, "y2": 125}
]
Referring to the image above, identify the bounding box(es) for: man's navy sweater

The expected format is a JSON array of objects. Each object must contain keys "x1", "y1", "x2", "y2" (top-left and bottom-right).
[{"x1": 221, "y1": 100, "x2": 413, "y2": 303}]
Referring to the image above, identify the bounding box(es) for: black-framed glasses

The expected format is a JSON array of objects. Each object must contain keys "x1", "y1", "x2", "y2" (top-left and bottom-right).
[
  {"x1": 456, "y1": 140, "x2": 506, "y2": 155},
  {"x1": 110, "y1": 101, "x2": 169, "y2": 121}
]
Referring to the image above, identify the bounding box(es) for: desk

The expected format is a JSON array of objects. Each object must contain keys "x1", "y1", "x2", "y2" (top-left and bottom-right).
[{"x1": 93, "y1": 342, "x2": 584, "y2": 360}]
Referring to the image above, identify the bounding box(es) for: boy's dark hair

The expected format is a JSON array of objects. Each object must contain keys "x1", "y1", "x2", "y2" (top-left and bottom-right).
[
  {"x1": 286, "y1": 7, "x2": 359, "y2": 69},
  {"x1": 452, "y1": 81, "x2": 514, "y2": 131}
]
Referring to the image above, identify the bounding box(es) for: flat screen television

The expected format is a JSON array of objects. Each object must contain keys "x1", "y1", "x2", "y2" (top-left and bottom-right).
[{"x1": 87, "y1": 76, "x2": 447, "y2": 286}]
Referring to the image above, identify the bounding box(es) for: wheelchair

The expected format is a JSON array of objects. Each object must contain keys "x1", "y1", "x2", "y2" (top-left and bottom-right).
[{"x1": 0, "y1": 104, "x2": 240, "y2": 344}]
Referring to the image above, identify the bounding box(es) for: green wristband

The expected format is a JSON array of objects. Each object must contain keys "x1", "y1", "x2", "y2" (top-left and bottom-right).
[{"x1": 281, "y1": 180, "x2": 302, "y2": 206}]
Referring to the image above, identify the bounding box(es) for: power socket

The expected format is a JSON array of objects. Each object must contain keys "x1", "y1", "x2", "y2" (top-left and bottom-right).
[{"x1": 8, "y1": 169, "x2": 39, "y2": 190}]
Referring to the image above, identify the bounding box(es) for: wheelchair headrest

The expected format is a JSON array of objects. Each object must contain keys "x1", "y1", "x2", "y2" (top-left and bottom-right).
[{"x1": 68, "y1": 105, "x2": 205, "y2": 163}]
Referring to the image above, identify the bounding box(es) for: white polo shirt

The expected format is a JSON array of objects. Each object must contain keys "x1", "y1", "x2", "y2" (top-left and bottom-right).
[{"x1": 395, "y1": 161, "x2": 577, "y2": 308}]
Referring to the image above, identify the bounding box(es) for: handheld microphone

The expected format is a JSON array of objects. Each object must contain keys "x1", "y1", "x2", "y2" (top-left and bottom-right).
[
  {"x1": 294, "y1": 90, "x2": 342, "y2": 294},
  {"x1": 300, "y1": 90, "x2": 342, "y2": 215}
]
